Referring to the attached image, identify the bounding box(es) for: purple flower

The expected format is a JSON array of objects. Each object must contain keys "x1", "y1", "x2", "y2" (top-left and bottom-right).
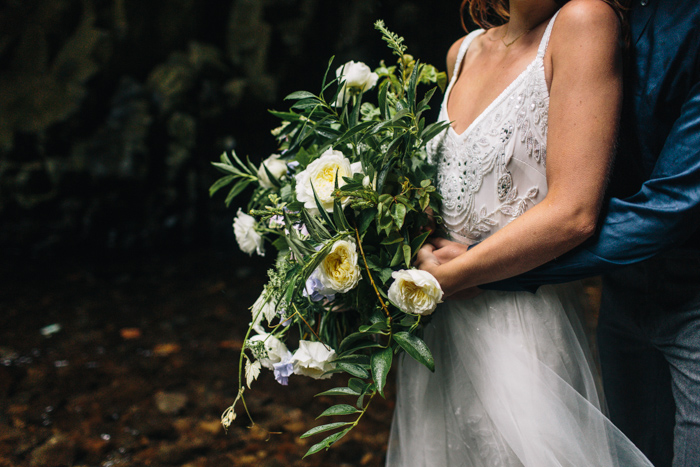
[
  {"x1": 286, "y1": 161, "x2": 300, "y2": 176},
  {"x1": 294, "y1": 223, "x2": 309, "y2": 237},
  {"x1": 273, "y1": 358, "x2": 294, "y2": 385},
  {"x1": 268, "y1": 215, "x2": 285, "y2": 229},
  {"x1": 303, "y1": 275, "x2": 335, "y2": 302}
]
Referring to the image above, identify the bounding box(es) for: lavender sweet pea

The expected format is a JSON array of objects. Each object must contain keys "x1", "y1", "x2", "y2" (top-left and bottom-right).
[{"x1": 273, "y1": 355, "x2": 294, "y2": 386}]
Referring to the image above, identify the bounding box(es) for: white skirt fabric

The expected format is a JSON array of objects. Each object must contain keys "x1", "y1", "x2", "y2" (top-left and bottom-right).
[{"x1": 386, "y1": 283, "x2": 653, "y2": 467}]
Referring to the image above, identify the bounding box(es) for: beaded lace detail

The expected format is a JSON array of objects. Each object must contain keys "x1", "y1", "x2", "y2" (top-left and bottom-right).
[{"x1": 429, "y1": 13, "x2": 557, "y2": 245}]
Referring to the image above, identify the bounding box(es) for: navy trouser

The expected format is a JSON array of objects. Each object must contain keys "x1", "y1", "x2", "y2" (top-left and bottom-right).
[{"x1": 598, "y1": 250, "x2": 700, "y2": 467}]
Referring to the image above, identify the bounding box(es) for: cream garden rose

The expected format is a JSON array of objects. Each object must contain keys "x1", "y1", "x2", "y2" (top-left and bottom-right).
[
  {"x1": 233, "y1": 209, "x2": 265, "y2": 256},
  {"x1": 257, "y1": 154, "x2": 288, "y2": 189},
  {"x1": 316, "y1": 238, "x2": 361, "y2": 294},
  {"x1": 294, "y1": 149, "x2": 362, "y2": 214},
  {"x1": 388, "y1": 269, "x2": 444, "y2": 316},
  {"x1": 292, "y1": 340, "x2": 336, "y2": 379},
  {"x1": 335, "y1": 61, "x2": 379, "y2": 105}
]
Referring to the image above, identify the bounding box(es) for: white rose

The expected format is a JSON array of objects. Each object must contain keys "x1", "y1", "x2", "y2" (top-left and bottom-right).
[
  {"x1": 335, "y1": 61, "x2": 379, "y2": 105},
  {"x1": 388, "y1": 269, "x2": 444, "y2": 316},
  {"x1": 257, "y1": 154, "x2": 288, "y2": 189},
  {"x1": 294, "y1": 149, "x2": 358, "y2": 214},
  {"x1": 316, "y1": 238, "x2": 361, "y2": 294},
  {"x1": 249, "y1": 333, "x2": 291, "y2": 370},
  {"x1": 250, "y1": 290, "x2": 278, "y2": 328},
  {"x1": 233, "y1": 209, "x2": 265, "y2": 256},
  {"x1": 292, "y1": 340, "x2": 336, "y2": 379}
]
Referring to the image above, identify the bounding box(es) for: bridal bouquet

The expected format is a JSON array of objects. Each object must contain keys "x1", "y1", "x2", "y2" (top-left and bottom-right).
[{"x1": 211, "y1": 21, "x2": 448, "y2": 457}]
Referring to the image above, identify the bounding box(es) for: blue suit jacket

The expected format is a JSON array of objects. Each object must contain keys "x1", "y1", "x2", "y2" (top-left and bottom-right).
[{"x1": 487, "y1": 0, "x2": 700, "y2": 291}]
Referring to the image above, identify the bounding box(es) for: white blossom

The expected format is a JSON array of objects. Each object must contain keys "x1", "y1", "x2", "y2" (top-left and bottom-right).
[
  {"x1": 233, "y1": 209, "x2": 264, "y2": 256},
  {"x1": 388, "y1": 269, "x2": 443, "y2": 316},
  {"x1": 292, "y1": 340, "x2": 336, "y2": 379}
]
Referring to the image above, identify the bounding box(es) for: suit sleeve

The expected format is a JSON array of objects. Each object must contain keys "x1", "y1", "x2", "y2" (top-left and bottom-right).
[{"x1": 486, "y1": 79, "x2": 700, "y2": 292}]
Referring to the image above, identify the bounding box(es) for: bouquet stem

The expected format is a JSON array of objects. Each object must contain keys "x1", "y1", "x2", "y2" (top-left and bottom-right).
[{"x1": 354, "y1": 224, "x2": 392, "y2": 323}]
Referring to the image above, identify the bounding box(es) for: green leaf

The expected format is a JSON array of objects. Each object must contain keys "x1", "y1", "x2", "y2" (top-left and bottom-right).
[
  {"x1": 358, "y1": 320, "x2": 389, "y2": 334},
  {"x1": 420, "y1": 120, "x2": 450, "y2": 143},
  {"x1": 391, "y1": 203, "x2": 407, "y2": 230},
  {"x1": 335, "y1": 362, "x2": 369, "y2": 379},
  {"x1": 356, "y1": 207, "x2": 377, "y2": 235},
  {"x1": 303, "y1": 428, "x2": 351, "y2": 458},
  {"x1": 348, "y1": 378, "x2": 370, "y2": 394},
  {"x1": 335, "y1": 354, "x2": 371, "y2": 365},
  {"x1": 261, "y1": 161, "x2": 282, "y2": 188},
  {"x1": 224, "y1": 179, "x2": 253, "y2": 207},
  {"x1": 336, "y1": 120, "x2": 375, "y2": 145},
  {"x1": 317, "y1": 404, "x2": 361, "y2": 418},
  {"x1": 332, "y1": 198, "x2": 351, "y2": 232},
  {"x1": 378, "y1": 79, "x2": 389, "y2": 120},
  {"x1": 316, "y1": 386, "x2": 361, "y2": 397},
  {"x1": 321, "y1": 55, "x2": 335, "y2": 92},
  {"x1": 211, "y1": 161, "x2": 241, "y2": 176},
  {"x1": 393, "y1": 332, "x2": 435, "y2": 372},
  {"x1": 209, "y1": 174, "x2": 236, "y2": 197},
  {"x1": 380, "y1": 234, "x2": 404, "y2": 245},
  {"x1": 285, "y1": 90, "x2": 318, "y2": 101},
  {"x1": 371, "y1": 347, "x2": 393, "y2": 397},
  {"x1": 292, "y1": 98, "x2": 323, "y2": 111},
  {"x1": 407, "y1": 61, "x2": 421, "y2": 111},
  {"x1": 389, "y1": 242, "x2": 404, "y2": 267},
  {"x1": 378, "y1": 267, "x2": 393, "y2": 284},
  {"x1": 301, "y1": 422, "x2": 352, "y2": 439},
  {"x1": 437, "y1": 71, "x2": 448, "y2": 92},
  {"x1": 301, "y1": 208, "x2": 332, "y2": 241},
  {"x1": 310, "y1": 182, "x2": 336, "y2": 231},
  {"x1": 416, "y1": 86, "x2": 437, "y2": 116},
  {"x1": 402, "y1": 243, "x2": 412, "y2": 268},
  {"x1": 410, "y1": 230, "x2": 431, "y2": 258},
  {"x1": 268, "y1": 109, "x2": 303, "y2": 121}
]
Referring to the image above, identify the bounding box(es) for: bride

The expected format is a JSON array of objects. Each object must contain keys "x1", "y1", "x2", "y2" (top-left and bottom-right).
[{"x1": 386, "y1": 0, "x2": 654, "y2": 466}]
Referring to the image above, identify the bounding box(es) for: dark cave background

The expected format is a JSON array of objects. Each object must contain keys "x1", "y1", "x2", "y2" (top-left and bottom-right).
[
  {"x1": 0, "y1": 3, "x2": 473, "y2": 466},
  {"x1": 0, "y1": 0, "x2": 466, "y2": 264}
]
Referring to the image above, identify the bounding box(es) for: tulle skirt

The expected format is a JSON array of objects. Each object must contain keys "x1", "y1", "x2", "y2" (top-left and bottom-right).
[{"x1": 386, "y1": 283, "x2": 653, "y2": 467}]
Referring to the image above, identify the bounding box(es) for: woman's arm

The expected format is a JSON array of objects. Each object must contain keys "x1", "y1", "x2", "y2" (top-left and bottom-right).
[{"x1": 416, "y1": 1, "x2": 623, "y2": 297}]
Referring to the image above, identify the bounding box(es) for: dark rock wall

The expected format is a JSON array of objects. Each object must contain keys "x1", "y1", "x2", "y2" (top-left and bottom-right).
[{"x1": 0, "y1": 0, "x2": 467, "y2": 261}]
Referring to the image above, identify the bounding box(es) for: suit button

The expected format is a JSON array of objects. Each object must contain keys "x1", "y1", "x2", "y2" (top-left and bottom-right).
[{"x1": 640, "y1": 0, "x2": 648, "y2": 5}]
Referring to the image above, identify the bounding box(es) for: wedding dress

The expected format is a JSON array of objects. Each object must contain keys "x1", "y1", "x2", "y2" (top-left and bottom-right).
[{"x1": 386, "y1": 13, "x2": 653, "y2": 467}]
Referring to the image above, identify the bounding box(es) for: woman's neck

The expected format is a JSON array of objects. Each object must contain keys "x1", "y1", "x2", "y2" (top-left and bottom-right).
[{"x1": 505, "y1": 0, "x2": 559, "y2": 39}]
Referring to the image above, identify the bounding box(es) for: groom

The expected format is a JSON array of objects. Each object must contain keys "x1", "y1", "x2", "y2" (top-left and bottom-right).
[{"x1": 429, "y1": 1, "x2": 700, "y2": 466}]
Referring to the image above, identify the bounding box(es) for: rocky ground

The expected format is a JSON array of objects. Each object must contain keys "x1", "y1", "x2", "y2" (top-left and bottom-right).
[
  {"x1": 0, "y1": 248, "x2": 602, "y2": 467},
  {"x1": 0, "y1": 249, "x2": 394, "y2": 467}
]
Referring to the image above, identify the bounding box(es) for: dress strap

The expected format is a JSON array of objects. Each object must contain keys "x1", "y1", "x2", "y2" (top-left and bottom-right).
[
  {"x1": 536, "y1": 10, "x2": 561, "y2": 58},
  {"x1": 452, "y1": 29, "x2": 485, "y2": 83}
]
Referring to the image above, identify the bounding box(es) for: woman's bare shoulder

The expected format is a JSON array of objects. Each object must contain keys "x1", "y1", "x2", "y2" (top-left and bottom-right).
[{"x1": 554, "y1": 0, "x2": 620, "y2": 41}]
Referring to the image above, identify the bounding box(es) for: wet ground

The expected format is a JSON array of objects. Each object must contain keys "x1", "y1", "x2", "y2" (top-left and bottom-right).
[{"x1": 0, "y1": 249, "x2": 394, "y2": 467}]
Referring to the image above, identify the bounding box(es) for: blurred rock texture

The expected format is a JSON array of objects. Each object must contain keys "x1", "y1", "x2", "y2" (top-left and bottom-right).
[{"x1": 0, "y1": 0, "x2": 463, "y2": 260}]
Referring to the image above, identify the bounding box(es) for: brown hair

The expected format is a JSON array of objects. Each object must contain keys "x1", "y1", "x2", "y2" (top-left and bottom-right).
[{"x1": 460, "y1": 0, "x2": 631, "y2": 33}]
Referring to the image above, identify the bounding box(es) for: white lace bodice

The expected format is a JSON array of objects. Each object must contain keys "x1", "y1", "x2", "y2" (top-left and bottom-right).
[{"x1": 428, "y1": 13, "x2": 558, "y2": 245}]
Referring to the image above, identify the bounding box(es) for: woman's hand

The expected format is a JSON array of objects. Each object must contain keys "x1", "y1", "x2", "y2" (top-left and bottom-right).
[
  {"x1": 415, "y1": 241, "x2": 482, "y2": 300},
  {"x1": 428, "y1": 237, "x2": 469, "y2": 263},
  {"x1": 414, "y1": 243, "x2": 441, "y2": 275}
]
